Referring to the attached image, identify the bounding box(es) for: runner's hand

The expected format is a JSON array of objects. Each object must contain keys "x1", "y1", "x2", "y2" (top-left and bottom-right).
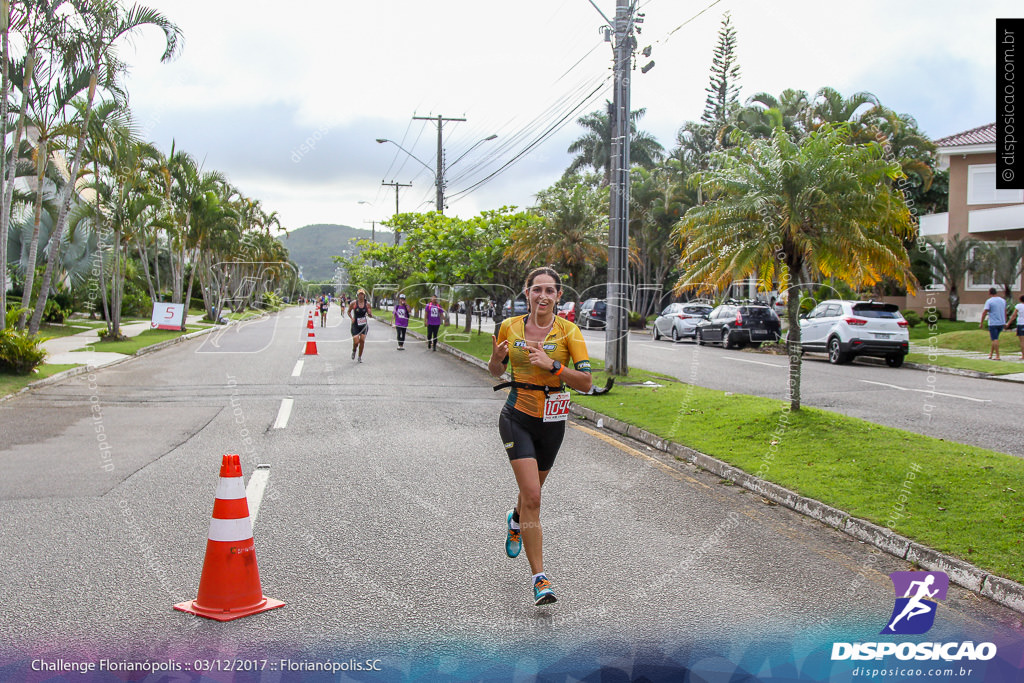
[
  {"x1": 491, "y1": 335, "x2": 508, "y2": 363},
  {"x1": 525, "y1": 341, "x2": 553, "y2": 370}
]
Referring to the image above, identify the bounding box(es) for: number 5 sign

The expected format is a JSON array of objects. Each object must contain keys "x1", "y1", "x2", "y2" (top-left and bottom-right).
[{"x1": 151, "y1": 303, "x2": 185, "y2": 330}]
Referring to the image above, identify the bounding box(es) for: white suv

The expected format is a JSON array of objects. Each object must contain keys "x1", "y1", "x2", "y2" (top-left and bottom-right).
[{"x1": 799, "y1": 300, "x2": 910, "y2": 367}]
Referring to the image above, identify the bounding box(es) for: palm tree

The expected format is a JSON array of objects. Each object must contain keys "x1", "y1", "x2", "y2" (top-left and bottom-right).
[
  {"x1": 0, "y1": 0, "x2": 14, "y2": 327},
  {"x1": 629, "y1": 160, "x2": 698, "y2": 318},
  {"x1": 919, "y1": 235, "x2": 981, "y2": 322},
  {"x1": 29, "y1": 0, "x2": 182, "y2": 334},
  {"x1": 566, "y1": 102, "x2": 664, "y2": 186},
  {"x1": 731, "y1": 89, "x2": 810, "y2": 141},
  {"x1": 805, "y1": 86, "x2": 879, "y2": 134},
  {"x1": 512, "y1": 177, "x2": 607, "y2": 301},
  {"x1": 18, "y1": 29, "x2": 91, "y2": 331},
  {"x1": 976, "y1": 239, "x2": 1024, "y2": 302},
  {"x1": 674, "y1": 123, "x2": 915, "y2": 410},
  {"x1": 3, "y1": 1, "x2": 61, "y2": 329}
]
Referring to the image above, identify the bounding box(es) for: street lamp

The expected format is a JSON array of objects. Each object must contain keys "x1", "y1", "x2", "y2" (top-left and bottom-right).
[{"x1": 375, "y1": 133, "x2": 497, "y2": 214}]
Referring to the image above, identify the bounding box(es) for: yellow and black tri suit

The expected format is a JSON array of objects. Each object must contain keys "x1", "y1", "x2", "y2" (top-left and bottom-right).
[{"x1": 495, "y1": 315, "x2": 591, "y2": 471}]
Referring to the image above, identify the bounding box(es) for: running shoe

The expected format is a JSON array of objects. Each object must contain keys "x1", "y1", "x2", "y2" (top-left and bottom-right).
[
  {"x1": 533, "y1": 575, "x2": 556, "y2": 605},
  {"x1": 358, "y1": 357, "x2": 363, "y2": 363},
  {"x1": 505, "y1": 509, "x2": 521, "y2": 558},
  {"x1": 351, "y1": 350, "x2": 356, "y2": 360}
]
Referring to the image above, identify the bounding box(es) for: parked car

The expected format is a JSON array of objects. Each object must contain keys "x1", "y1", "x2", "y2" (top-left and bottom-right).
[
  {"x1": 799, "y1": 300, "x2": 909, "y2": 367},
  {"x1": 501, "y1": 298, "x2": 529, "y2": 317},
  {"x1": 652, "y1": 303, "x2": 713, "y2": 342},
  {"x1": 695, "y1": 302, "x2": 781, "y2": 348},
  {"x1": 557, "y1": 301, "x2": 576, "y2": 323},
  {"x1": 578, "y1": 298, "x2": 607, "y2": 329}
]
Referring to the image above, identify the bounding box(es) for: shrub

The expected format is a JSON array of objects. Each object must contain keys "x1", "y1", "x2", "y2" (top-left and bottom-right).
[
  {"x1": 0, "y1": 325, "x2": 47, "y2": 375},
  {"x1": 628, "y1": 311, "x2": 647, "y2": 329},
  {"x1": 901, "y1": 310, "x2": 922, "y2": 327},
  {"x1": 261, "y1": 291, "x2": 283, "y2": 309}
]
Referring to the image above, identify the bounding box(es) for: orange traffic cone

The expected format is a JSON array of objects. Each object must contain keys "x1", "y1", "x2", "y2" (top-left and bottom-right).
[
  {"x1": 307, "y1": 315, "x2": 314, "y2": 330},
  {"x1": 174, "y1": 455, "x2": 284, "y2": 621},
  {"x1": 304, "y1": 328, "x2": 318, "y2": 355}
]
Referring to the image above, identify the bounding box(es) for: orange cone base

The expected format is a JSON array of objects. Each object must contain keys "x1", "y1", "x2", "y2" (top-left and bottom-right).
[
  {"x1": 304, "y1": 341, "x2": 318, "y2": 355},
  {"x1": 173, "y1": 595, "x2": 284, "y2": 622}
]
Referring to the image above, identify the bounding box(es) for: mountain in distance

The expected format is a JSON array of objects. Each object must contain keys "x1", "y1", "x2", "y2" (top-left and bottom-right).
[{"x1": 276, "y1": 223, "x2": 394, "y2": 281}]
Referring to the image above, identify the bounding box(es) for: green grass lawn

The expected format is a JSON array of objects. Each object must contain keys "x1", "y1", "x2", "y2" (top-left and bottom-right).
[
  {"x1": 443, "y1": 333, "x2": 1024, "y2": 583},
  {"x1": 905, "y1": 354, "x2": 1024, "y2": 375},
  {"x1": 71, "y1": 328, "x2": 196, "y2": 355},
  {"x1": 924, "y1": 329, "x2": 1023, "y2": 356},
  {"x1": 0, "y1": 364, "x2": 79, "y2": 397},
  {"x1": 907, "y1": 319, "x2": 976, "y2": 340}
]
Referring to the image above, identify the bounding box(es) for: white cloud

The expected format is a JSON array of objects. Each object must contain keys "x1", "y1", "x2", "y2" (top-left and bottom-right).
[{"x1": 118, "y1": 0, "x2": 1018, "y2": 230}]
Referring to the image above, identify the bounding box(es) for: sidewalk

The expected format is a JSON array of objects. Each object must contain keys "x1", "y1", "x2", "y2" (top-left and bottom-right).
[
  {"x1": 908, "y1": 341, "x2": 1024, "y2": 382},
  {"x1": 42, "y1": 315, "x2": 209, "y2": 369}
]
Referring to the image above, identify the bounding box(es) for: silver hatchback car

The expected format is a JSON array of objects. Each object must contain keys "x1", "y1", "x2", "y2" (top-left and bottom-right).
[{"x1": 653, "y1": 303, "x2": 713, "y2": 342}]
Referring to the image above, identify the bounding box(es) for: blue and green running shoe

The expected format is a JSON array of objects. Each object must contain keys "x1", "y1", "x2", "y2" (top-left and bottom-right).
[
  {"x1": 505, "y1": 509, "x2": 521, "y2": 558},
  {"x1": 533, "y1": 574, "x2": 556, "y2": 605}
]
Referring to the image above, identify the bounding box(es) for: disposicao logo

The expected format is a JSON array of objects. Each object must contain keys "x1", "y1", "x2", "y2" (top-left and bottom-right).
[
  {"x1": 831, "y1": 570, "x2": 997, "y2": 663},
  {"x1": 881, "y1": 571, "x2": 948, "y2": 635}
]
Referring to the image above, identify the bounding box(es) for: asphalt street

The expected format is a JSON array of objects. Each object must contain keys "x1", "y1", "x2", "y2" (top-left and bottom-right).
[
  {"x1": 0, "y1": 308, "x2": 1021, "y2": 680},
  {"x1": 582, "y1": 329, "x2": 1024, "y2": 458}
]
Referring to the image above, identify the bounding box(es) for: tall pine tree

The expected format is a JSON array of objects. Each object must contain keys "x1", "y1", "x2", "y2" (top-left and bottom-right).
[{"x1": 701, "y1": 12, "x2": 741, "y2": 133}]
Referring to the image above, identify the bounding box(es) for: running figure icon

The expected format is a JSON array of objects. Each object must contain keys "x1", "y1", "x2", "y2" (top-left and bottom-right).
[
  {"x1": 887, "y1": 574, "x2": 937, "y2": 631},
  {"x1": 881, "y1": 571, "x2": 948, "y2": 635}
]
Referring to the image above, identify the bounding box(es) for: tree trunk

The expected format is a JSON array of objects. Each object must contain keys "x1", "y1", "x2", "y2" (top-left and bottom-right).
[
  {"x1": 4, "y1": 49, "x2": 33, "y2": 327},
  {"x1": 18, "y1": 137, "x2": 48, "y2": 330},
  {"x1": 948, "y1": 288, "x2": 959, "y2": 322},
  {"x1": 463, "y1": 297, "x2": 474, "y2": 334},
  {"x1": 135, "y1": 232, "x2": 156, "y2": 303},
  {"x1": 0, "y1": 0, "x2": 11, "y2": 330},
  {"x1": 29, "y1": 64, "x2": 100, "y2": 335},
  {"x1": 785, "y1": 287, "x2": 802, "y2": 412},
  {"x1": 185, "y1": 246, "x2": 200, "y2": 317}
]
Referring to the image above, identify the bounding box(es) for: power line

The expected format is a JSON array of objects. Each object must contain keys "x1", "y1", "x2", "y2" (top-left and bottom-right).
[{"x1": 447, "y1": 76, "x2": 611, "y2": 202}]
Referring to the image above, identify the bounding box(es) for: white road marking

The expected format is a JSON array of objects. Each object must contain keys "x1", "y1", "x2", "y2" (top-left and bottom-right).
[
  {"x1": 292, "y1": 360, "x2": 304, "y2": 377},
  {"x1": 859, "y1": 380, "x2": 991, "y2": 403},
  {"x1": 273, "y1": 397, "x2": 294, "y2": 428},
  {"x1": 725, "y1": 357, "x2": 784, "y2": 367},
  {"x1": 246, "y1": 465, "x2": 271, "y2": 527}
]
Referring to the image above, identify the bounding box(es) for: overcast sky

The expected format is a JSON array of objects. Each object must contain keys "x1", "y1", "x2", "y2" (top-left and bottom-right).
[{"x1": 120, "y1": 0, "x2": 1015, "y2": 234}]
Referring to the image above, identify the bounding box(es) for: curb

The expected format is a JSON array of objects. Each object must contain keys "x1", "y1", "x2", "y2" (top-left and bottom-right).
[
  {"x1": 1, "y1": 317, "x2": 245, "y2": 402},
  {"x1": 435, "y1": 338, "x2": 1024, "y2": 617}
]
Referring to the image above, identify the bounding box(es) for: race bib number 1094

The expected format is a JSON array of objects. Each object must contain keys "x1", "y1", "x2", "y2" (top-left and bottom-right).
[{"x1": 543, "y1": 392, "x2": 571, "y2": 422}]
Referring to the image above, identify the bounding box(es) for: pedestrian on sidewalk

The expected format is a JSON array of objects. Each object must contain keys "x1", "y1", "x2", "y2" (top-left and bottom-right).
[
  {"x1": 1005, "y1": 294, "x2": 1024, "y2": 360},
  {"x1": 348, "y1": 289, "x2": 373, "y2": 363},
  {"x1": 394, "y1": 293, "x2": 410, "y2": 350},
  {"x1": 980, "y1": 287, "x2": 1007, "y2": 360},
  {"x1": 424, "y1": 295, "x2": 444, "y2": 351},
  {"x1": 488, "y1": 266, "x2": 592, "y2": 606}
]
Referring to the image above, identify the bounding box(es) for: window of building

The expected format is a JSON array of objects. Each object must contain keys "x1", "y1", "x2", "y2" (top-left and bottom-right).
[{"x1": 967, "y1": 164, "x2": 1024, "y2": 205}]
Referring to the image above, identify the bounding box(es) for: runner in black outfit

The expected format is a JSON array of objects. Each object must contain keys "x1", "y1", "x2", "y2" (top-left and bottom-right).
[{"x1": 348, "y1": 289, "x2": 373, "y2": 363}]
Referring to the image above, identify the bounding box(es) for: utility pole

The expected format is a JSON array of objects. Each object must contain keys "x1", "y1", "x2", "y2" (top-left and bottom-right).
[
  {"x1": 381, "y1": 180, "x2": 411, "y2": 245},
  {"x1": 605, "y1": 0, "x2": 634, "y2": 376},
  {"x1": 413, "y1": 113, "x2": 466, "y2": 213}
]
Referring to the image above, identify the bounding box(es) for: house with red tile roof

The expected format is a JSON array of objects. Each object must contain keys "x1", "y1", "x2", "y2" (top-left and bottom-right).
[{"x1": 908, "y1": 123, "x2": 1024, "y2": 319}]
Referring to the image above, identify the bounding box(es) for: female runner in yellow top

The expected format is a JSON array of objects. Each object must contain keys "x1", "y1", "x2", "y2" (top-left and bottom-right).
[{"x1": 488, "y1": 266, "x2": 591, "y2": 605}]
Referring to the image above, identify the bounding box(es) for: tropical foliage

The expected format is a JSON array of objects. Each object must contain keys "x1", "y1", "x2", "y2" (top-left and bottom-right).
[
  {"x1": 1, "y1": 1, "x2": 296, "y2": 347},
  {"x1": 674, "y1": 123, "x2": 916, "y2": 410}
]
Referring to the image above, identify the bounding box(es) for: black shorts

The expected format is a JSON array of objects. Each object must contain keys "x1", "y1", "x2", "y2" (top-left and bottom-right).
[
  {"x1": 351, "y1": 323, "x2": 368, "y2": 337},
  {"x1": 498, "y1": 404, "x2": 565, "y2": 472}
]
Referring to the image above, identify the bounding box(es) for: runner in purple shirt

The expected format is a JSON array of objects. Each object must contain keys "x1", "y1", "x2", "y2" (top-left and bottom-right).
[
  {"x1": 424, "y1": 295, "x2": 444, "y2": 351},
  {"x1": 394, "y1": 293, "x2": 410, "y2": 350}
]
